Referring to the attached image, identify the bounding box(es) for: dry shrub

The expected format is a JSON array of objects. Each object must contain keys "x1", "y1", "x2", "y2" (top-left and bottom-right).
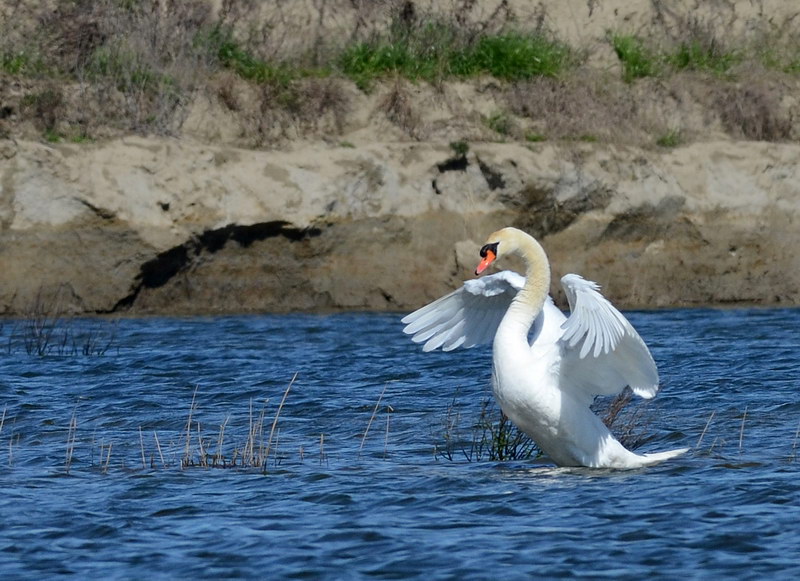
[
  {"x1": 214, "y1": 71, "x2": 242, "y2": 112},
  {"x1": 294, "y1": 77, "x2": 350, "y2": 134},
  {"x1": 506, "y1": 73, "x2": 649, "y2": 144},
  {"x1": 8, "y1": 0, "x2": 218, "y2": 136},
  {"x1": 19, "y1": 85, "x2": 63, "y2": 134},
  {"x1": 242, "y1": 76, "x2": 350, "y2": 145},
  {"x1": 39, "y1": 2, "x2": 109, "y2": 73},
  {"x1": 713, "y1": 78, "x2": 793, "y2": 141},
  {"x1": 379, "y1": 79, "x2": 420, "y2": 137}
]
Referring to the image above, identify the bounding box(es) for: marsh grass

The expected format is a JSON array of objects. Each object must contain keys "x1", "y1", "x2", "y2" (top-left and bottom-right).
[
  {"x1": 692, "y1": 407, "x2": 800, "y2": 461},
  {"x1": 65, "y1": 411, "x2": 78, "y2": 475},
  {"x1": 435, "y1": 388, "x2": 653, "y2": 463},
  {"x1": 1, "y1": 387, "x2": 798, "y2": 474},
  {"x1": 173, "y1": 376, "x2": 302, "y2": 472},
  {"x1": 789, "y1": 419, "x2": 800, "y2": 463},
  {"x1": 434, "y1": 392, "x2": 538, "y2": 462},
  {"x1": 359, "y1": 383, "x2": 388, "y2": 457},
  {"x1": 5, "y1": 288, "x2": 117, "y2": 357}
]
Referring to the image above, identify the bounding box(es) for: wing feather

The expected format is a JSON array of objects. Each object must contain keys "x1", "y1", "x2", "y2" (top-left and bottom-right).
[
  {"x1": 559, "y1": 274, "x2": 659, "y2": 400},
  {"x1": 402, "y1": 271, "x2": 523, "y2": 352}
]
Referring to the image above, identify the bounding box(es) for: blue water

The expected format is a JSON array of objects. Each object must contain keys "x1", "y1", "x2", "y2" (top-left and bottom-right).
[{"x1": 0, "y1": 309, "x2": 798, "y2": 579}]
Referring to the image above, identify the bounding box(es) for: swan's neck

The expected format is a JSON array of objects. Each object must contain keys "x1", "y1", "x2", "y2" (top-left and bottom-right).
[{"x1": 500, "y1": 235, "x2": 551, "y2": 339}]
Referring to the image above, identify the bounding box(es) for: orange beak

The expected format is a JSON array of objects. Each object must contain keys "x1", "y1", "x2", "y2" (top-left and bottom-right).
[{"x1": 475, "y1": 250, "x2": 496, "y2": 275}]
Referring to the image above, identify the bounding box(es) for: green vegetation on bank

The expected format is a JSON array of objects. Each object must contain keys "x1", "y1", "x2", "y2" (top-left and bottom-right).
[
  {"x1": 339, "y1": 24, "x2": 575, "y2": 89},
  {"x1": 612, "y1": 33, "x2": 742, "y2": 81},
  {"x1": 0, "y1": 1, "x2": 798, "y2": 144},
  {"x1": 3, "y1": 10, "x2": 798, "y2": 90},
  {"x1": 612, "y1": 31, "x2": 800, "y2": 82}
]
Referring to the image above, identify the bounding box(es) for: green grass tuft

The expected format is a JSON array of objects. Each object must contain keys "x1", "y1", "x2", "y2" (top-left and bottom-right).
[
  {"x1": 1, "y1": 50, "x2": 47, "y2": 76},
  {"x1": 656, "y1": 129, "x2": 683, "y2": 148},
  {"x1": 201, "y1": 26, "x2": 302, "y2": 87},
  {"x1": 612, "y1": 33, "x2": 742, "y2": 82},
  {"x1": 449, "y1": 140, "x2": 469, "y2": 157},
  {"x1": 612, "y1": 34, "x2": 661, "y2": 83},
  {"x1": 465, "y1": 33, "x2": 573, "y2": 80},
  {"x1": 485, "y1": 110, "x2": 512, "y2": 135},
  {"x1": 669, "y1": 40, "x2": 740, "y2": 75},
  {"x1": 525, "y1": 132, "x2": 547, "y2": 143},
  {"x1": 340, "y1": 23, "x2": 575, "y2": 90}
]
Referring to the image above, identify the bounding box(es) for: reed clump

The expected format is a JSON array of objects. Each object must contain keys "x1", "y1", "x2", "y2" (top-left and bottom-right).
[
  {"x1": 434, "y1": 392, "x2": 539, "y2": 463},
  {"x1": 178, "y1": 376, "x2": 297, "y2": 471},
  {"x1": 434, "y1": 388, "x2": 652, "y2": 463},
  {"x1": 4, "y1": 287, "x2": 117, "y2": 357}
]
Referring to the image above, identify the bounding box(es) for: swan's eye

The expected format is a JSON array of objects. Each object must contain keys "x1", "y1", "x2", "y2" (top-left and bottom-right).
[{"x1": 480, "y1": 242, "x2": 499, "y2": 258}]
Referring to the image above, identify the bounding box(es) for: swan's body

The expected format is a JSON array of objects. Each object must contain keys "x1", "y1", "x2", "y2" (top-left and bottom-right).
[{"x1": 402, "y1": 227, "x2": 687, "y2": 469}]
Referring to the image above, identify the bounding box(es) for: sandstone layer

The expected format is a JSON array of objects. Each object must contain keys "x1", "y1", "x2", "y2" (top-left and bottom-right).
[{"x1": 1, "y1": 136, "x2": 798, "y2": 315}]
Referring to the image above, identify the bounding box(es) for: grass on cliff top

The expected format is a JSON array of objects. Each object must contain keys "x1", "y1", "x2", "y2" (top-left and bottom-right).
[
  {"x1": 339, "y1": 23, "x2": 576, "y2": 90},
  {"x1": 1, "y1": 0, "x2": 798, "y2": 144},
  {"x1": 612, "y1": 30, "x2": 800, "y2": 83},
  {"x1": 612, "y1": 33, "x2": 741, "y2": 82}
]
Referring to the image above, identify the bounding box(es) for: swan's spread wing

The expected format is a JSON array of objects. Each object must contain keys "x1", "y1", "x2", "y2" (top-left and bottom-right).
[
  {"x1": 559, "y1": 274, "x2": 659, "y2": 400},
  {"x1": 402, "y1": 271, "x2": 523, "y2": 352}
]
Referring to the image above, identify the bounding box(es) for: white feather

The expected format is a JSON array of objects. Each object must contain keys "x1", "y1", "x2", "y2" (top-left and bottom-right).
[{"x1": 402, "y1": 228, "x2": 686, "y2": 468}]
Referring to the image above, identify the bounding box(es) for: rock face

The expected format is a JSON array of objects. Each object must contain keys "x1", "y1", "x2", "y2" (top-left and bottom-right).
[
  {"x1": 1, "y1": 136, "x2": 798, "y2": 315},
  {"x1": 2, "y1": 0, "x2": 800, "y2": 315}
]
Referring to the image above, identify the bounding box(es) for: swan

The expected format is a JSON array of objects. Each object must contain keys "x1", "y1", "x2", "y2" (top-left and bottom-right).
[{"x1": 402, "y1": 227, "x2": 687, "y2": 469}]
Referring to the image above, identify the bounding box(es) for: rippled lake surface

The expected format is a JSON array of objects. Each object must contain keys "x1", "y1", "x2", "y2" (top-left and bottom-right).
[{"x1": 1, "y1": 308, "x2": 799, "y2": 579}]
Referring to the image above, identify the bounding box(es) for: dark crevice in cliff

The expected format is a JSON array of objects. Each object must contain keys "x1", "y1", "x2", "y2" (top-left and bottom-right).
[
  {"x1": 436, "y1": 155, "x2": 468, "y2": 173},
  {"x1": 78, "y1": 199, "x2": 116, "y2": 220},
  {"x1": 433, "y1": 154, "x2": 469, "y2": 195},
  {"x1": 111, "y1": 221, "x2": 321, "y2": 312},
  {"x1": 477, "y1": 159, "x2": 505, "y2": 190}
]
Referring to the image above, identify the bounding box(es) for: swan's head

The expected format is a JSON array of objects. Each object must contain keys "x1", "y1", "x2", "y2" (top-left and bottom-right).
[{"x1": 475, "y1": 227, "x2": 525, "y2": 275}]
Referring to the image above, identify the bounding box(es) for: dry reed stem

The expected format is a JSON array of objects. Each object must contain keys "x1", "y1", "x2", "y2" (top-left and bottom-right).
[
  {"x1": 183, "y1": 386, "x2": 199, "y2": 467},
  {"x1": 242, "y1": 398, "x2": 264, "y2": 466},
  {"x1": 196, "y1": 423, "x2": 207, "y2": 467},
  {"x1": 360, "y1": 383, "x2": 387, "y2": 455},
  {"x1": 65, "y1": 411, "x2": 77, "y2": 474},
  {"x1": 790, "y1": 419, "x2": 800, "y2": 463},
  {"x1": 257, "y1": 404, "x2": 267, "y2": 464},
  {"x1": 384, "y1": 405, "x2": 393, "y2": 458},
  {"x1": 153, "y1": 431, "x2": 166, "y2": 469},
  {"x1": 264, "y1": 373, "x2": 297, "y2": 467},
  {"x1": 215, "y1": 415, "x2": 229, "y2": 467},
  {"x1": 242, "y1": 398, "x2": 254, "y2": 465},
  {"x1": 138, "y1": 427, "x2": 146, "y2": 469},
  {"x1": 738, "y1": 406, "x2": 748, "y2": 453},
  {"x1": 242, "y1": 398, "x2": 268, "y2": 467},
  {"x1": 696, "y1": 410, "x2": 716, "y2": 449},
  {"x1": 102, "y1": 441, "x2": 112, "y2": 474}
]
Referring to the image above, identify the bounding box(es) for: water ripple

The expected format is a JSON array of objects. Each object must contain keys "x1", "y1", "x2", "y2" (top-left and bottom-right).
[{"x1": 0, "y1": 310, "x2": 799, "y2": 579}]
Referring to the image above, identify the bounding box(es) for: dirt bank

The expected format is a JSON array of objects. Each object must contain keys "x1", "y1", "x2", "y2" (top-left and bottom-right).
[
  {"x1": 1, "y1": 0, "x2": 799, "y2": 315},
  {"x1": 2, "y1": 136, "x2": 798, "y2": 315}
]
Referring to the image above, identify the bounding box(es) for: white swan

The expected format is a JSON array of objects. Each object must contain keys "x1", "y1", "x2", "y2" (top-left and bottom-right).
[{"x1": 402, "y1": 227, "x2": 687, "y2": 469}]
